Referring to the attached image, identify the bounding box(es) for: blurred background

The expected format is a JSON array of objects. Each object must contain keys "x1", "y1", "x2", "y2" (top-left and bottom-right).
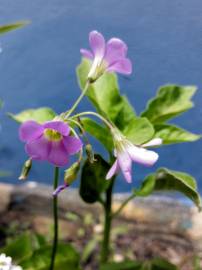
[{"x1": 0, "y1": 0, "x2": 201, "y2": 193}]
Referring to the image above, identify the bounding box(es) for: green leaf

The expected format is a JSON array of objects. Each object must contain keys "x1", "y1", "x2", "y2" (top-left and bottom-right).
[
  {"x1": 123, "y1": 117, "x2": 155, "y2": 145},
  {"x1": 80, "y1": 154, "x2": 110, "y2": 203},
  {"x1": 0, "y1": 21, "x2": 30, "y2": 35},
  {"x1": 8, "y1": 107, "x2": 56, "y2": 124},
  {"x1": 81, "y1": 117, "x2": 113, "y2": 151},
  {"x1": 100, "y1": 261, "x2": 142, "y2": 270},
  {"x1": 20, "y1": 243, "x2": 80, "y2": 270},
  {"x1": 100, "y1": 259, "x2": 178, "y2": 270},
  {"x1": 151, "y1": 258, "x2": 178, "y2": 270},
  {"x1": 0, "y1": 233, "x2": 34, "y2": 263},
  {"x1": 135, "y1": 168, "x2": 201, "y2": 210},
  {"x1": 77, "y1": 59, "x2": 136, "y2": 130},
  {"x1": 141, "y1": 85, "x2": 197, "y2": 124},
  {"x1": 154, "y1": 124, "x2": 201, "y2": 145},
  {"x1": 81, "y1": 238, "x2": 98, "y2": 263}
]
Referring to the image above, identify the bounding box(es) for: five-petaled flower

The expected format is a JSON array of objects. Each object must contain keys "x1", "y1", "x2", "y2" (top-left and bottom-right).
[
  {"x1": 106, "y1": 131, "x2": 162, "y2": 183},
  {"x1": 19, "y1": 120, "x2": 82, "y2": 167},
  {"x1": 80, "y1": 30, "x2": 132, "y2": 82}
]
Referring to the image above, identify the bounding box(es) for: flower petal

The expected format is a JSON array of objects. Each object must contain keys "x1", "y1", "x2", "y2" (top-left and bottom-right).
[
  {"x1": 53, "y1": 183, "x2": 69, "y2": 196},
  {"x1": 62, "y1": 136, "x2": 83, "y2": 155},
  {"x1": 19, "y1": 121, "x2": 43, "y2": 142},
  {"x1": 80, "y1": 48, "x2": 93, "y2": 59},
  {"x1": 117, "y1": 150, "x2": 132, "y2": 183},
  {"x1": 25, "y1": 135, "x2": 50, "y2": 160},
  {"x1": 106, "y1": 159, "x2": 119, "y2": 180},
  {"x1": 107, "y1": 58, "x2": 132, "y2": 75},
  {"x1": 105, "y1": 38, "x2": 128, "y2": 65},
  {"x1": 89, "y1": 30, "x2": 105, "y2": 59},
  {"x1": 142, "y1": 138, "x2": 163, "y2": 148},
  {"x1": 127, "y1": 144, "x2": 159, "y2": 167},
  {"x1": 48, "y1": 141, "x2": 69, "y2": 167},
  {"x1": 43, "y1": 121, "x2": 70, "y2": 136}
]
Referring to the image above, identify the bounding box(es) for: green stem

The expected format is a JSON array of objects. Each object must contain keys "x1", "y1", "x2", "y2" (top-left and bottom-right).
[
  {"x1": 100, "y1": 178, "x2": 115, "y2": 263},
  {"x1": 65, "y1": 81, "x2": 90, "y2": 118},
  {"x1": 71, "y1": 111, "x2": 114, "y2": 130},
  {"x1": 111, "y1": 193, "x2": 136, "y2": 219},
  {"x1": 50, "y1": 167, "x2": 59, "y2": 270}
]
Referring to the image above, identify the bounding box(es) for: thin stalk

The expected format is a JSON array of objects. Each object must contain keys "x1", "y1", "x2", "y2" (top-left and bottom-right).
[
  {"x1": 111, "y1": 193, "x2": 136, "y2": 219},
  {"x1": 100, "y1": 178, "x2": 115, "y2": 263},
  {"x1": 50, "y1": 167, "x2": 59, "y2": 270},
  {"x1": 65, "y1": 80, "x2": 90, "y2": 118},
  {"x1": 70, "y1": 111, "x2": 114, "y2": 130}
]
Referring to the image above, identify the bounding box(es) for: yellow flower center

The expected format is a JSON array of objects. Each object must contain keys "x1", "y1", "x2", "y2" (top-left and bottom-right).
[{"x1": 44, "y1": 128, "x2": 62, "y2": 141}]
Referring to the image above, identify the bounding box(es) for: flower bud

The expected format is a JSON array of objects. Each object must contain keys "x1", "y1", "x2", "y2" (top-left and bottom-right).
[
  {"x1": 19, "y1": 159, "x2": 32, "y2": 180},
  {"x1": 64, "y1": 162, "x2": 80, "y2": 185},
  {"x1": 85, "y1": 144, "x2": 96, "y2": 163}
]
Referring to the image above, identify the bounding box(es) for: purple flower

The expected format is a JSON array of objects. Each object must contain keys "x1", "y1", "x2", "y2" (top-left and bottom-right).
[
  {"x1": 80, "y1": 30, "x2": 132, "y2": 81},
  {"x1": 106, "y1": 136, "x2": 162, "y2": 183},
  {"x1": 19, "y1": 120, "x2": 82, "y2": 167}
]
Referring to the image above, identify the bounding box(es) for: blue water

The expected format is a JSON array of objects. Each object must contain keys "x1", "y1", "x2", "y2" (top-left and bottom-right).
[{"x1": 0, "y1": 0, "x2": 201, "y2": 193}]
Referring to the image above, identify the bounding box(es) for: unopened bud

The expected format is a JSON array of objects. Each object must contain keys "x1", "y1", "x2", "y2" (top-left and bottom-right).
[
  {"x1": 64, "y1": 162, "x2": 80, "y2": 185},
  {"x1": 19, "y1": 159, "x2": 32, "y2": 180},
  {"x1": 85, "y1": 144, "x2": 96, "y2": 163}
]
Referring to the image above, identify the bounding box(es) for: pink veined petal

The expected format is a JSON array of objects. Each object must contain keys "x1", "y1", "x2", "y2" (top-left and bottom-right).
[
  {"x1": 127, "y1": 144, "x2": 159, "y2": 167},
  {"x1": 62, "y1": 136, "x2": 83, "y2": 155},
  {"x1": 142, "y1": 138, "x2": 163, "y2": 148},
  {"x1": 89, "y1": 30, "x2": 106, "y2": 59},
  {"x1": 43, "y1": 121, "x2": 70, "y2": 136},
  {"x1": 107, "y1": 58, "x2": 132, "y2": 75},
  {"x1": 25, "y1": 135, "x2": 51, "y2": 160},
  {"x1": 117, "y1": 150, "x2": 132, "y2": 183},
  {"x1": 19, "y1": 121, "x2": 44, "y2": 142},
  {"x1": 105, "y1": 38, "x2": 128, "y2": 66},
  {"x1": 80, "y1": 48, "x2": 93, "y2": 59},
  {"x1": 48, "y1": 141, "x2": 69, "y2": 167},
  {"x1": 106, "y1": 159, "x2": 119, "y2": 180}
]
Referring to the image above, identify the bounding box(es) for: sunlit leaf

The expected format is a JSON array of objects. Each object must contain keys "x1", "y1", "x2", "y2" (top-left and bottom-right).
[
  {"x1": 123, "y1": 117, "x2": 155, "y2": 145},
  {"x1": 135, "y1": 168, "x2": 201, "y2": 210},
  {"x1": 77, "y1": 59, "x2": 136, "y2": 129},
  {"x1": 141, "y1": 85, "x2": 197, "y2": 123},
  {"x1": 154, "y1": 124, "x2": 201, "y2": 145},
  {"x1": 8, "y1": 107, "x2": 56, "y2": 124}
]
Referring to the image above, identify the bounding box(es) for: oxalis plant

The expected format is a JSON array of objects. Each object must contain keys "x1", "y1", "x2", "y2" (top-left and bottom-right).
[{"x1": 4, "y1": 30, "x2": 201, "y2": 270}]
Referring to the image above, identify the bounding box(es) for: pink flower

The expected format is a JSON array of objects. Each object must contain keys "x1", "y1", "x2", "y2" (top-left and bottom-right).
[
  {"x1": 106, "y1": 136, "x2": 162, "y2": 183},
  {"x1": 80, "y1": 30, "x2": 132, "y2": 81},
  {"x1": 19, "y1": 120, "x2": 82, "y2": 167}
]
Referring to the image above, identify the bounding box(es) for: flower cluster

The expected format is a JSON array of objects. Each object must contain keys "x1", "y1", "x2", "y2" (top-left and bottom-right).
[
  {"x1": 19, "y1": 30, "x2": 161, "y2": 187},
  {"x1": 0, "y1": 254, "x2": 22, "y2": 270}
]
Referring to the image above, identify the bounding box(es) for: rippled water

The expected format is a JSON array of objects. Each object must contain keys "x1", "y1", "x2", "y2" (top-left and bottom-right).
[{"x1": 0, "y1": 0, "x2": 201, "y2": 193}]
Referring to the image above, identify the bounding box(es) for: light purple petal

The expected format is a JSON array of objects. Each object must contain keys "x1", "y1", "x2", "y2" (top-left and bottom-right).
[
  {"x1": 107, "y1": 58, "x2": 132, "y2": 75},
  {"x1": 43, "y1": 121, "x2": 70, "y2": 136},
  {"x1": 106, "y1": 159, "x2": 119, "y2": 180},
  {"x1": 117, "y1": 150, "x2": 132, "y2": 183},
  {"x1": 25, "y1": 135, "x2": 50, "y2": 160},
  {"x1": 105, "y1": 38, "x2": 128, "y2": 66},
  {"x1": 62, "y1": 136, "x2": 83, "y2": 155},
  {"x1": 127, "y1": 144, "x2": 159, "y2": 167},
  {"x1": 53, "y1": 183, "x2": 69, "y2": 196},
  {"x1": 89, "y1": 31, "x2": 105, "y2": 59},
  {"x1": 48, "y1": 141, "x2": 69, "y2": 167},
  {"x1": 142, "y1": 138, "x2": 163, "y2": 148},
  {"x1": 80, "y1": 48, "x2": 93, "y2": 59},
  {"x1": 19, "y1": 121, "x2": 43, "y2": 142}
]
